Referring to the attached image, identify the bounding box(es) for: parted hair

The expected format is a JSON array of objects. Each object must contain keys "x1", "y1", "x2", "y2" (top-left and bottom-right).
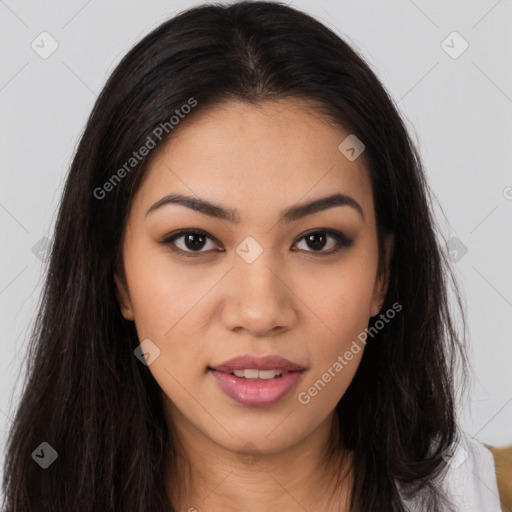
[{"x1": 1, "y1": 2, "x2": 467, "y2": 511}]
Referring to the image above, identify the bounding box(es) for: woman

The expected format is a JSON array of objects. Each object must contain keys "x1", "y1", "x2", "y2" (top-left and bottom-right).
[{"x1": 1, "y1": 2, "x2": 504, "y2": 511}]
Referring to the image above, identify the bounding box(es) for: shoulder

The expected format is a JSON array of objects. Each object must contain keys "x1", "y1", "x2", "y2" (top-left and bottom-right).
[
  {"x1": 489, "y1": 444, "x2": 512, "y2": 512},
  {"x1": 439, "y1": 435, "x2": 503, "y2": 511},
  {"x1": 399, "y1": 433, "x2": 504, "y2": 511}
]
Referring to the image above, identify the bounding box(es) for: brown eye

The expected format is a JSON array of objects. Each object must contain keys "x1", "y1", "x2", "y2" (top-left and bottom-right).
[
  {"x1": 182, "y1": 232, "x2": 208, "y2": 251},
  {"x1": 161, "y1": 228, "x2": 353, "y2": 258},
  {"x1": 293, "y1": 230, "x2": 353, "y2": 254},
  {"x1": 162, "y1": 230, "x2": 220, "y2": 257},
  {"x1": 305, "y1": 232, "x2": 329, "y2": 251}
]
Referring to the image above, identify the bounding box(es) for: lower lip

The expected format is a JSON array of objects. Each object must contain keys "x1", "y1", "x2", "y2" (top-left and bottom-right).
[{"x1": 209, "y1": 370, "x2": 303, "y2": 407}]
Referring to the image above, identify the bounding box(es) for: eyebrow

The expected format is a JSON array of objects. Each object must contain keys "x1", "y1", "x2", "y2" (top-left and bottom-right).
[{"x1": 145, "y1": 192, "x2": 364, "y2": 223}]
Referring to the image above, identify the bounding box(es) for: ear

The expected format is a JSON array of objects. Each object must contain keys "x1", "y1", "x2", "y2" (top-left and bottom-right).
[
  {"x1": 370, "y1": 233, "x2": 394, "y2": 317},
  {"x1": 114, "y1": 272, "x2": 134, "y2": 321}
]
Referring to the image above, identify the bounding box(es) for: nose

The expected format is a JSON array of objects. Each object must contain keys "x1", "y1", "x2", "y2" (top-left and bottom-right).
[{"x1": 221, "y1": 246, "x2": 298, "y2": 337}]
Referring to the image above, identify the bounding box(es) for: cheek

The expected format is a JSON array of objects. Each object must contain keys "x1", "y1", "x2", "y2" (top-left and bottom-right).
[
  {"x1": 124, "y1": 236, "x2": 193, "y2": 329},
  {"x1": 301, "y1": 252, "x2": 378, "y2": 349},
  {"x1": 124, "y1": 230, "x2": 377, "y2": 385},
  {"x1": 122, "y1": 238, "x2": 210, "y2": 374},
  {"x1": 294, "y1": 273, "x2": 372, "y2": 414},
  {"x1": 296, "y1": 249, "x2": 377, "y2": 403}
]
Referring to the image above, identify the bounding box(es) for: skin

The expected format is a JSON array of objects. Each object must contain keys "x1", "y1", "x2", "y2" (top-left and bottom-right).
[{"x1": 114, "y1": 98, "x2": 393, "y2": 511}]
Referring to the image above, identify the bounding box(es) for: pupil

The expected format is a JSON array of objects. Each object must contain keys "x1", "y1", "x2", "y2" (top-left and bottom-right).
[
  {"x1": 307, "y1": 233, "x2": 326, "y2": 250},
  {"x1": 184, "y1": 232, "x2": 328, "y2": 252},
  {"x1": 186, "y1": 233, "x2": 206, "y2": 250}
]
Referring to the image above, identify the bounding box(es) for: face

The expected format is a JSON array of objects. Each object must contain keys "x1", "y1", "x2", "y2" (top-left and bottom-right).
[{"x1": 114, "y1": 98, "x2": 391, "y2": 457}]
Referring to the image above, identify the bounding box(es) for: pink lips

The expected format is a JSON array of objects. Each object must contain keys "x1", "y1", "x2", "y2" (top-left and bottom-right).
[{"x1": 209, "y1": 354, "x2": 305, "y2": 408}]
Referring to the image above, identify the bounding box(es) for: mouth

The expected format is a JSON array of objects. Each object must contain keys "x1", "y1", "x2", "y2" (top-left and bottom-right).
[
  {"x1": 211, "y1": 368, "x2": 290, "y2": 380},
  {"x1": 209, "y1": 353, "x2": 305, "y2": 373},
  {"x1": 208, "y1": 354, "x2": 305, "y2": 407}
]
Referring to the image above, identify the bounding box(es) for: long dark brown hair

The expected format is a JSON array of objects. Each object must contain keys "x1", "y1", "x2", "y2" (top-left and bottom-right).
[{"x1": 1, "y1": 2, "x2": 467, "y2": 510}]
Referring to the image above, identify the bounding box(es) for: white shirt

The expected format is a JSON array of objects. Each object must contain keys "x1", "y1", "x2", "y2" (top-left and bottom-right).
[{"x1": 399, "y1": 433, "x2": 502, "y2": 511}]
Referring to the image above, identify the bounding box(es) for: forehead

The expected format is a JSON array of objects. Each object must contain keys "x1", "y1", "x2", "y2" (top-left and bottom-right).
[{"x1": 132, "y1": 98, "x2": 373, "y2": 222}]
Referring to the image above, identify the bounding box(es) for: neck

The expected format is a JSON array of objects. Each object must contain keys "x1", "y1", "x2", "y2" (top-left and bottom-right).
[{"x1": 163, "y1": 406, "x2": 352, "y2": 512}]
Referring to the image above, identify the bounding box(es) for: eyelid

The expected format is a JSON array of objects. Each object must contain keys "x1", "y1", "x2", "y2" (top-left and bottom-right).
[
  {"x1": 162, "y1": 229, "x2": 221, "y2": 257},
  {"x1": 161, "y1": 228, "x2": 353, "y2": 257},
  {"x1": 295, "y1": 228, "x2": 354, "y2": 250}
]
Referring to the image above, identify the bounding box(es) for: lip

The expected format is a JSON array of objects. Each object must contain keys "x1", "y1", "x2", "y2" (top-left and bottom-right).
[
  {"x1": 208, "y1": 354, "x2": 305, "y2": 408},
  {"x1": 210, "y1": 354, "x2": 304, "y2": 373},
  {"x1": 209, "y1": 369, "x2": 303, "y2": 407}
]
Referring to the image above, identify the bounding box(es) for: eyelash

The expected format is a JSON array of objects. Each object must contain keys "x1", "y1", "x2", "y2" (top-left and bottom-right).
[{"x1": 160, "y1": 229, "x2": 353, "y2": 258}]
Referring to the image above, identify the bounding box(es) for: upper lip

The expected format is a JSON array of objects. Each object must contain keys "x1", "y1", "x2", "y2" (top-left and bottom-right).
[{"x1": 209, "y1": 354, "x2": 304, "y2": 373}]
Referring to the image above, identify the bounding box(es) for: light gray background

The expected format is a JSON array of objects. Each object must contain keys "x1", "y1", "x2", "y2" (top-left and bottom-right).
[{"x1": 1, "y1": 0, "x2": 511, "y2": 484}]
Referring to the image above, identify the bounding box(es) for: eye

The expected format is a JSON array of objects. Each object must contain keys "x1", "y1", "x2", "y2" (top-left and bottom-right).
[
  {"x1": 161, "y1": 228, "x2": 353, "y2": 258},
  {"x1": 161, "y1": 229, "x2": 221, "y2": 257},
  {"x1": 292, "y1": 229, "x2": 353, "y2": 254}
]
